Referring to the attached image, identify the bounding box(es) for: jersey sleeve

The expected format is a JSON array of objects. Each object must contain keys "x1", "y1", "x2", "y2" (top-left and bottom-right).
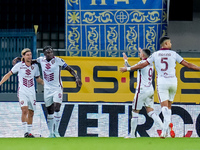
[
  {"x1": 36, "y1": 57, "x2": 42, "y2": 63},
  {"x1": 34, "y1": 64, "x2": 40, "y2": 77},
  {"x1": 57, "y1": 57, "x2": 68, "y2": 68},
  {"x1": 147, "y1": 53, "x2": 154, "y2": 65},
  {"x1": 11, "y1": 63, "x2": 20, "y2": 74},
  {"x1": 176, "y1": 53, "x2": 184, "y2": 63}
]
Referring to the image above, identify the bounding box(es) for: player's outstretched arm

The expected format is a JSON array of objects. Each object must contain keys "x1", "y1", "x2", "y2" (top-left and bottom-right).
[
  {"x1": 65, "y1": 66, "x2": 82, "y2": 87},
  {"x1": 0, "y1": 71, "x2": 13, "y2": 86},
  {"x1": 180, "y1": 60, "x2": 200, "y2": 71},
  {"x1": 120, "y1": 61, "x2": 149, "y2": 73}
]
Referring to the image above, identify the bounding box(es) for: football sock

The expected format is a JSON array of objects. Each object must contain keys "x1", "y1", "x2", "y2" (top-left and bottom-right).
[
  {"x1": 168, "y1": 109, "x2": 172, "y2": 122},
  {"x1": 54, "y1": 111, "x2": 61, "y2": 133},
  {"x1": 148, "y1": 111, "x2": 163, "y2": 129},
  {"x1": 161, "y1": 106, "x2": 170, "y2": 133},
  {"x1": 130, "y1": 111, "x2": 138, "y2": 137},
  {"x1": 22, "y1": 122, "x2": 27, "y2": 134},
  {"x1": 27, "y1": 124, "x2": 32, "y2": 133},
  {"x1": 47, "y1": 114, "x2": 54, "y2": 134}
]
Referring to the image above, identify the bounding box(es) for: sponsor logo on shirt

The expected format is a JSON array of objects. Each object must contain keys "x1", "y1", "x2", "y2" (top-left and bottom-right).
[
  {"x1": 25, "y1": 69, "x2": 31, "y2": 75},
  {"x1": 44, "y1": 71, "x2": 54, "y2": 82},
  {"x1": 20, "y1": 67, "x2": 27, "y2": 69},
  {"x1": 23, "y1": 78, "x2": 34, "y2": 88},
  {"x1": 45, "y1": 63, "x2": 51, "y2": 69}
]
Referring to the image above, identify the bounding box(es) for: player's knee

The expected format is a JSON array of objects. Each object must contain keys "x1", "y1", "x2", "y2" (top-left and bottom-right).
[
  {"x1": 147, "y1": 111, "x2": 154, "y2": 118},
  {"x1": 47, "y1": 104, "x2": 54, "y2": 114},
  {"x1": 54, "y1": 107, "x2": 60, "y2": 112},
  {"x1": 28, "y1": 110, "x2": 34, "y2": 118},
  {"x1": 54, "y1": 103, "x2": 61, "y2": 112},
  {"x1": 21, "y1": 107, "x2": 28, "y2": 115}
]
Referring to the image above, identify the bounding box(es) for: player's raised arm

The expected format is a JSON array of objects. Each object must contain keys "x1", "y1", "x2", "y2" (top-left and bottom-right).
[
  {"x1": 12, "y1": 57, "x2": 38, "y2": 66},
  {"x1": 180, "y1": 60, "x2": 200, "y2": 71},
  {"x1": 0, "y1": 71, "x2": 13, "y2": 86},
  {"x1": 65, "y1": 66, "x2": 82, "y2": 87},
  {"x1": 122, "y1": 53, "x2": 131, "y2": 67},
  {"x1": 12, "y1": 57, "x2": 21, "y2": 66}
]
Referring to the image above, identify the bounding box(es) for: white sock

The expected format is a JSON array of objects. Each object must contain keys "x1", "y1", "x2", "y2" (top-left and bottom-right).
[
  {"x1": 47, "y1": 114, "x2": 54, "y2": 134},
  {"x1": 130, "y1": 111, "x2": 138, "y2": 137},
  {"x1": 27, "y1": 124, "x2": 32, "y2": 133},
  {"x1": 22, "y1": 122, "x2": 27, "y2": 134},
  {"x1": 161, "y1": 107, "x2": 170, "y2": 133},
  {"x1": 54, "y1": 111, "x2": 61, "y2": 133},
  {"x1": 148, "y1": 111, "x2": 163, "y2": 129},
  {"x1": 168, "y1": 109, "x2": 172, "y2": 123}
]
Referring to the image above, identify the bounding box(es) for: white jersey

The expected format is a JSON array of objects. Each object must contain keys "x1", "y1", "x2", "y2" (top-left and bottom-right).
[
  {"x1": 147, "y1": 49, "x2": 184, "y2": 84},
  {"x1": 37, "y1": 56, "x2": 68, "y2": 89},
  {"x1": 136, "y1": 59, "x2": 154, "y2": 92},
  {"x1": 11, "y1": 62, "x2": 40, "y2": 95}
]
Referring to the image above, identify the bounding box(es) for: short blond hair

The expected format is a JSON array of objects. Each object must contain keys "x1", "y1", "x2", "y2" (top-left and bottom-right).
[{"x1": 21, "y1": 48, "x2": 31, "y2": 61}]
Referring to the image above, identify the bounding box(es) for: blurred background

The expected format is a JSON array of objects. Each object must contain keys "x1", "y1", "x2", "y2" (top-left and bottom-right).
[{"x1": 0, "y1": 0, "x2": 198, "y2": 57}]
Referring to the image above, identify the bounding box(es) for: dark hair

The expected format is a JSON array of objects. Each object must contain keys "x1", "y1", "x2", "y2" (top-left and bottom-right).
[
  {"x1": 142, "y1": 48, "x2": 151, "y2": 57},
  {"x1": 159, "y1": 36, "x2": 170, "y2": 45},
  {"x1": 43, "y1": 46, "x2": 53, "y2": 52}
]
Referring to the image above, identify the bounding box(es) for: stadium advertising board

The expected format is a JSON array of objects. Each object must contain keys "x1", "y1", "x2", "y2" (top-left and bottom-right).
[
  {"x1": 1, "y1": 102, "x2": 200, "y2": 138},
  {"x1": 60, "y1": 57, "x2": 200, "y2": 103}
]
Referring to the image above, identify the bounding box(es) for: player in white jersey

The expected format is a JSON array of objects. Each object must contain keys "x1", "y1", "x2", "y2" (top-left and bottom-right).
[
  {"x1": 123, "y1": 48, "x2": 163, "y2": 138},
  {"x1": 120, "y1": 36, "x2": 200, "y2": 138},
  {"x1": 0, "y1": 48, "x2": 43, "y2": 138},
  {"x1": 35, "y1": 46, "x2": 82, "y2": 137},
  {"x1": 12, "y1": 46, "x2": 82, "y2": 137}
]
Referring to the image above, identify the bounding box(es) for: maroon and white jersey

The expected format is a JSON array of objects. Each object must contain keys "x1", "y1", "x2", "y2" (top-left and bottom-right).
[
  {"x1": 147, "y1": 49, "x2": 184, "y2": 84},
  {"x1": 136, "y1": 59, "x2": 154, "y2": 92},
  {"x1": 37, "y1": 56, "x2": 68, "y2": 89},
  {"x1": 11, "y1": 62, "x2": 40, "y2": 95}
]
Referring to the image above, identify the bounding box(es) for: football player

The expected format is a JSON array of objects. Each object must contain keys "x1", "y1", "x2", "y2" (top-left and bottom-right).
[
  {"x1": 0, "y1": 48, "x2": 43, "y2": 138},
  {"x1": 120, "y1": 36, "x2": 200, "y2": 138},
  {"x1": 123, "y1": 48, "x2": 163, "y2": 138},
  {"x1": 36, "y1": 46, "x2": 82, "y2": 137}
]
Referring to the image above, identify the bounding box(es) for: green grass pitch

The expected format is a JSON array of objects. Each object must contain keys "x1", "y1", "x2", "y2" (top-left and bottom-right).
[{"x1": 1, "y1": 137, "x2": 200, "y2": 150}]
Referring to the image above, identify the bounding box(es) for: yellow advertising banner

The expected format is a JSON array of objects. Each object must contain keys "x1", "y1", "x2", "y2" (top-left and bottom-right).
[{"x1": 59, "y1": 57, "x2": 200, "y2": 104}]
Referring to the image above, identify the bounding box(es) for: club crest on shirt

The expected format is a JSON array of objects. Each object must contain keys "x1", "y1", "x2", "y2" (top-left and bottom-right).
[
  {"x1": 51, "y1": 59, "x2": 55, "y2": 64},
  {"x1": 58, "y1": 93, "x2": 62, "y2": 98},
  {"x1": 31, "y1": 66, "x2": 34, "y2": 70},
  {"x1": 20, "y1": 101, "x2": 24, "y2": 105}
]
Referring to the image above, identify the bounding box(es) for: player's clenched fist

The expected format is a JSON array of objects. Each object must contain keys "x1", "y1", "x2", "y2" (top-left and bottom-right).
[
  {"x1": 119, "y1": 67, "x2": 127, "y2": 73},
  {"x1": 76, "y1": 78, "x2": 82, "y2": 87}
]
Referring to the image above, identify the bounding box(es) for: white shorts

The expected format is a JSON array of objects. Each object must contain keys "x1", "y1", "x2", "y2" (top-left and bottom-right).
[
  {"x1": 157, "y1": 83, "x2": 177, "y2": 103},
  {"x1": 18, "y1": 92, "x2": 36, "y2": 111},
  {"x1": 44, "y1": 88, "x2": 63, "y2": 107},
  {"x1": 132, "y1": 90, "x2": 154, "y2": 111}
]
